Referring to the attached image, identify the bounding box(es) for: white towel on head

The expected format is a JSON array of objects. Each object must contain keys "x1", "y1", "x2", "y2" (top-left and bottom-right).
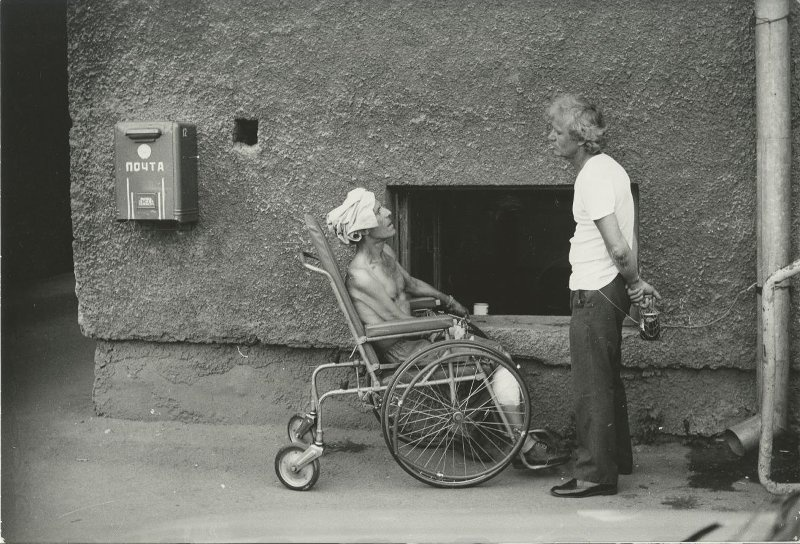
[{"x1": 326, "y1": 188, "x2": 378, "y2": 244}]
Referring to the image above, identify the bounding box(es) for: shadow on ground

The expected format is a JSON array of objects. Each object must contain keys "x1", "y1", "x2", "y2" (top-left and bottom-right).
[{"x1": 687, "y1": 435, "x2": 800, "y2": 492}]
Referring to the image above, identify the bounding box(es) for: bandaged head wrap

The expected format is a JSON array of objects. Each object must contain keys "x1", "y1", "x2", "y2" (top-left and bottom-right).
[{"x1": 326, "y1": 188, "x2": 378, "y2": 244}]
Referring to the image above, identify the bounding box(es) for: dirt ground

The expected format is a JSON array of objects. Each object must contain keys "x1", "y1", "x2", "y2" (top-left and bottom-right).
[{"x1": 1, "y1": 274, "x2": 798, "y2": 543}]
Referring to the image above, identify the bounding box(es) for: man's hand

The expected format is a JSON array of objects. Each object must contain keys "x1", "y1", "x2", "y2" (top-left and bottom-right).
[{"x1": 626, "y1": 279, "x2": 661, "y2": 306}]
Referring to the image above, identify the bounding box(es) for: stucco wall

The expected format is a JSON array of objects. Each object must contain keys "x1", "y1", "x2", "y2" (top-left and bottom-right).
[{"x1": 69, "y1": 1, "x2": 800, "y2": 433}]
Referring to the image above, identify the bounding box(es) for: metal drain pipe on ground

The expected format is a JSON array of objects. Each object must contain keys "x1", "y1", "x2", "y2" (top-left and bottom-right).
[{"x1": 722, "y1": 0, "x2": 792, "y2": 465}]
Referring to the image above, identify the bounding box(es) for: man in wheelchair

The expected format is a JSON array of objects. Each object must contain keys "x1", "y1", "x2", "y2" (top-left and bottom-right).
[{"x1": 327, "y1": 188, "x2": 569, "y2": 469}]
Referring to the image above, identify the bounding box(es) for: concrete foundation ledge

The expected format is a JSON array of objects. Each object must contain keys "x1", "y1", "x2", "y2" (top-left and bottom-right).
[
  {"x1": 92, "y1": 340, "x2": 798, "y2": 438},
  {"x1": 92, "y1": 340, "x2": 375, "y2": 428}
]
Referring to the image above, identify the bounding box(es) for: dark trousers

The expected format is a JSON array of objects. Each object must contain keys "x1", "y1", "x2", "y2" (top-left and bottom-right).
[{"x1": 569, "y1": 274, "x2": 633, "y2": 485}]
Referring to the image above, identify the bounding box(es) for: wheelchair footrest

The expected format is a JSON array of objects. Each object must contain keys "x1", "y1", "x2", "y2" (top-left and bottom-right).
[{"x1": 513, "y1": 429, "x2": 571, "y2": 470}]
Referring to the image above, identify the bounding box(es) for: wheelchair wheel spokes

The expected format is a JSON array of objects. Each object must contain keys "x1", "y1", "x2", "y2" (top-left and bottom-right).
[
  {"x1": 387, "y1": 381, "x2": 452, "y2": 448},
  {"x1": 382, "y1": 341, "x2": 530, "y2": 488}
]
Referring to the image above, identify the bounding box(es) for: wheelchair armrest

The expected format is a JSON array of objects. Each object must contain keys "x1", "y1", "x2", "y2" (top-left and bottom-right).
[
  {"x1": 365, "y1": 315, "x2": 454, "y2": 338},
  {"x1": 409, "y1": 297, "x2": 440, "y2": 311}
]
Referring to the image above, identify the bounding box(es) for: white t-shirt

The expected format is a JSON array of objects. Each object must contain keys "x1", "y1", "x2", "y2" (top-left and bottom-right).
[{"x1": 569, "y1": 153, "x2": 634, "y2": 291}]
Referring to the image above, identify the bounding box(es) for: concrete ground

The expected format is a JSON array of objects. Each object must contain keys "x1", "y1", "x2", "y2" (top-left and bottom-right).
[{"x1": 2, "y1": 273, "x2": 798, "y2": 543}]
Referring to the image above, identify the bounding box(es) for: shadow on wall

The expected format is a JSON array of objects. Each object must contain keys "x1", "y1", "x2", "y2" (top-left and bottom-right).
[{"x1": 1, "y1": 0, "x2": 72, "y2": 286}]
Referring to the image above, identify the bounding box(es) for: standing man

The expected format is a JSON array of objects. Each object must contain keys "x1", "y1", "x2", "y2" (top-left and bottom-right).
[{"x1": 546, "y1": 95, "x2": 660, "y2": 498}]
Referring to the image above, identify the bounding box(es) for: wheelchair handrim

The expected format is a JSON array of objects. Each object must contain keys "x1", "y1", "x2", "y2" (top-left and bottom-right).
[{"x1": 381, "y1": 345, "x2": 530, "y2": 488}]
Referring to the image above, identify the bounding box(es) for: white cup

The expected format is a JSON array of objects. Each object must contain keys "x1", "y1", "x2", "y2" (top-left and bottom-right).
[{"x1": 473, "y1": 303, "x2": 489, "y2": 316}]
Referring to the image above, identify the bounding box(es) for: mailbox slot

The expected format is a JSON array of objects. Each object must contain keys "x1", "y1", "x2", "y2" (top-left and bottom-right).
[{"x1": 125, "y1": 128, "x2": 162, "y2": 142}]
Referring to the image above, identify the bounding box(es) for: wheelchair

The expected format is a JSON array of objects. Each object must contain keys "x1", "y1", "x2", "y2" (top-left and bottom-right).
[{"x1": 274, "y1": 214, "x2": 558, "y2": 491}]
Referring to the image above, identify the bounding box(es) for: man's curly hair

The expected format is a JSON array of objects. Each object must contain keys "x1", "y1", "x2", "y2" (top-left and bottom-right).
[{"x1": 547, "y1": 94, "x2": 607, "y2": 155}]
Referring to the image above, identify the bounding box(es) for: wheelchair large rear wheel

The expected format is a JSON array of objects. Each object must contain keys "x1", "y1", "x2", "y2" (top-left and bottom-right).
[{"x1": 381, "y1": 340, "x2": 530, "y2": 488}]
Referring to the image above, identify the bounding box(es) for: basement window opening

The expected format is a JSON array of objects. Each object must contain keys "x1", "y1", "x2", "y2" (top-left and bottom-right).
[
  {"x1": 390, "y1": 186, "x2": 639, "y2": 317},
  {"x1": 233, "y1": 118, "x2": 258, "y2": 146}
]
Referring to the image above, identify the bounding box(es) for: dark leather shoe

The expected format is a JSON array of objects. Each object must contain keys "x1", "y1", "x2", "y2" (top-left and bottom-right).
[{"x1": 550, "y1": 479, "x2": 617, "y2": 498}]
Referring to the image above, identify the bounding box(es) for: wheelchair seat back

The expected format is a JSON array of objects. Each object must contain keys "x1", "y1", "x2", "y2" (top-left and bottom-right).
[{"x1": 303, "y1": 214, "x2": 382, "y2": 368}]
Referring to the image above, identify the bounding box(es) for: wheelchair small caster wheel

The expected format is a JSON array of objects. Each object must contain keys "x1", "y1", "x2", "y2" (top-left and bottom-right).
[
  {"x1": 287, "y1": 414, "x2": 315, "y2": 445},
  {"x1": 275, "y1": 443, "x2": 320, "y2": 491}
]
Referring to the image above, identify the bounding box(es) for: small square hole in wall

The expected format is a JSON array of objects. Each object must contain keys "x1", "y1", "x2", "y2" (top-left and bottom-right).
[{"x1": 234, "y1": 118, "x2": 258, "y2": 145}]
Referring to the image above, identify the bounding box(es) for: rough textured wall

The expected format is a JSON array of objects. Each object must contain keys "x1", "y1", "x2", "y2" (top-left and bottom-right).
[
  {"x1": 69, "y1": 1, "x2": 799, "y2": 429},
  {"x1": 92, "y1": 341, "x2": 369, "y2": 426},
  {"x1": 789, "y1": 1, "x2": 800, "y2": 365}
]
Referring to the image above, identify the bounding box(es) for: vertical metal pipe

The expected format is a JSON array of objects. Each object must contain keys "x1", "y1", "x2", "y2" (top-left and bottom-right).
[
  {"x1": 755, "y1": 0, "x2": 791, "y2": 434},
  {"x1": 723, "y1": 0, "x2": 792, "y2": 459}
]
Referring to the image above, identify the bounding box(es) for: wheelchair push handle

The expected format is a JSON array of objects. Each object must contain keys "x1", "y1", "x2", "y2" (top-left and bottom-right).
[
  {"x1": 299, "y1": 250, "x2": 322, "y2": 269},
  {"x1": 299, "y1": 250, "x2": 319, "y2": 264},
  {"x1": 298, "y1": 250, "x2": 329, "y2": 277}
]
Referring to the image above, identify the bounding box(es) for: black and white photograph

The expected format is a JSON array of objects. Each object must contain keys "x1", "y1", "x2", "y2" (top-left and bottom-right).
[{"x1": 1, "y1": 0, "x2": 799, "y2": 542}]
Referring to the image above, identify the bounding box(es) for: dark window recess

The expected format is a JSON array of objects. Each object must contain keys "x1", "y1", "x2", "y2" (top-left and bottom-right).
[
  {"x1": 393, "y1": 187, "x2": 617, "y2": 316},
  {"x1": 233, "y1": 118, "x2": 258, "y2": 145}
]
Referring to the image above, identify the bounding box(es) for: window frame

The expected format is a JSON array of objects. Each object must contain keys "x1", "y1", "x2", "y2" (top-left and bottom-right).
[{"x1": 390, "y1": 185, "x2": 639, "y2": 318}]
